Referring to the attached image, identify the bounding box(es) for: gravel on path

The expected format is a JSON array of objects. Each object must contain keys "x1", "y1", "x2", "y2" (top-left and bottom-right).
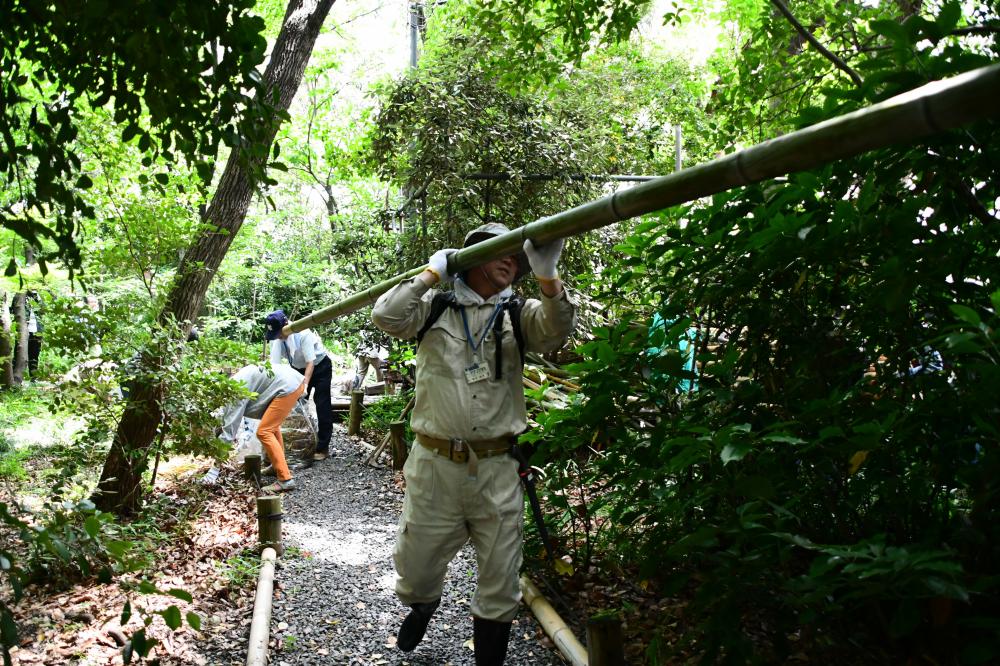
[{"x1": 200, "y1": 423, "x2": 565, "y2": 666}]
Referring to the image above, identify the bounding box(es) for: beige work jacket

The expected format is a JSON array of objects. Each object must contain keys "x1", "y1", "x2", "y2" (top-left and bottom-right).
[{"x1": 372, "y1": 277, "x2": 576, "y2": 441}]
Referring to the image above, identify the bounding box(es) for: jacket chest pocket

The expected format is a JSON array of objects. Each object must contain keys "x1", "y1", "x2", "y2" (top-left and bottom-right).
[{"x1": 422, "y1": 315, "x2": 470, "y2": 379}]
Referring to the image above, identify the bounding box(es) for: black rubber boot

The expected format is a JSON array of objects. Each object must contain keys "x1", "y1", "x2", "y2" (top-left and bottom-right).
[
  {"x1": 473, "y1": 617, "x2": 513, "y2": 666},
  {"x1": 397, "y1": 599, "x2": 440, "y2": 652}
]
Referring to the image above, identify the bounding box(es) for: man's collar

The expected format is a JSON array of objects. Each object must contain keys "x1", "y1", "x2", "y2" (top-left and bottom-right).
[{"x1": 454, "y1": 279, "x2": 512, "y2": 306}]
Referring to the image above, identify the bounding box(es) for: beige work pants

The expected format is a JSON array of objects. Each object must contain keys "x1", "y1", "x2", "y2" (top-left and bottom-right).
[{"x1": 394, "y1": 442, "x2": 524, "y2": 622}]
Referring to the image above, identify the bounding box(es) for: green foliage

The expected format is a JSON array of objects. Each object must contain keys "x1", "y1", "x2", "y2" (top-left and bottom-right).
[
  {"x1": 50, "y1": 318, "x2": 254, "y2": 466},
  {"x1": 0, "y1": 449, "x2": 30, "y2": 481},
  {"x1": 0, "y1": 442, "x2": 211, "y2": 664},
  {"x1": 1, "y1": 0, "x2": 269, "y2": 272},
  {"x1": 526, "y1": 2, "x2": 1000, "y2": 662},
  {"x1": 219, "y1": 549, "x2": 261, "y2": 589},
  {"x1": 367, "y1": 26, "x2": 709, "y2": 284},
  {"x1": 361, "y1": 391, "x2": 414, "y2": 444},
  {"x1": 452, "y1": 0, "x2": 655, "y2": 86}
]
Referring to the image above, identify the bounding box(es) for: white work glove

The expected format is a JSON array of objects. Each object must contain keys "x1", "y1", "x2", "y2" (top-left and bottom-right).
[
  {"x1": 427, "y1": 248, "x2": 457, "y2": 284},
  {"x1": 523, "y1": 238, "x2": 564, "y2": 280}
]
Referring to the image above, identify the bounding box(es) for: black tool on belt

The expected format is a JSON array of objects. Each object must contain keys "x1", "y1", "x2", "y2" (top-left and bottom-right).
[{"x1": 509, "y1": 443, "x2": 557, "y2": 566}]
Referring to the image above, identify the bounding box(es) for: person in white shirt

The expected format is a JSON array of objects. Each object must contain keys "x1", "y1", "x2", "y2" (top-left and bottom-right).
[{"x1": 265, "y1": 310, "x2": 335, "y2": 460}]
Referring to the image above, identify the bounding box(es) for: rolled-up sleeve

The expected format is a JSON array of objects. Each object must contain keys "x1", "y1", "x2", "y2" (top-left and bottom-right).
[
  {"x1": 372, "y1": 277, "x2": 434, "y2": 340},
  {"x1": 519, "y1": 289, "x2": 577, "y2": 353},
  {"x1": 300, "y1": 332, "x2": 318, "y2": 365}
]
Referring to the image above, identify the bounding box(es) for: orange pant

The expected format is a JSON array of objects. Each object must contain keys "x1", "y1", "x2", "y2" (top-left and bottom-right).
[{"x1": 256, "y1": 383, "x2": 305, "y2": 482}]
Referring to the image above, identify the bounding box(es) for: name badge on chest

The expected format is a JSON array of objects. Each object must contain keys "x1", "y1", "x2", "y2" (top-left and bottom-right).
[{"x1": 464, "y1": 361, "x2": 490, "y2": 384}]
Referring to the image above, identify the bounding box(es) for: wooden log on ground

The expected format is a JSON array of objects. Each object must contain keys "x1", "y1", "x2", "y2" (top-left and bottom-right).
[
  {"x1": 365, "y1": 431, "x2": 392, "y2": 466},
  {"x1": 544, "y1": 373, "x2": 581, "y2": 392},
  {"x1": 246, "y1": 547, "x2": 277, "y2": 666},
  {"x1": 587, "y1": 614, "x2": 625, "y2": 666},
  {"x1": 390, "y1": 420, "x2": 407, "y2": 471},
  {"x1": 257, "y1": 495, "x2": 283, "y2": 556},
  {"x1": 348, "y1": 389, "x2": 364, "y2": 436},
  {"x1": 520, "y1": 576, "x2": 588, "y2": 666},
  {"x1": 399, "y1": 395, "x2": 415, "y2": 420}
]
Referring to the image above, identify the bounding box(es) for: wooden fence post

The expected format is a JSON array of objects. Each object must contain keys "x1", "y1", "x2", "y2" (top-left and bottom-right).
[
  {"x1": 390, "y1": 420, "x2": 407, "y2": 471},
  {"x1": 587, "y1": 614, "x2": 625, "y2": 666},
  {"x1": 244, "y1": 454, "x2": 262, "y2": 487},
  {"x1": 257, "y1": 495, "x2": 283, "y2": 556},
  {"x1": 348, "y1": 389, "x2": 364, "y2": 436}
]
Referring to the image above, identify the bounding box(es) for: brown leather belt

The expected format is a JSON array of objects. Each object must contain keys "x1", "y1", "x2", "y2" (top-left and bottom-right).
[{"x1": 416, "y1": 433, "x2": 513, "y2": 464}]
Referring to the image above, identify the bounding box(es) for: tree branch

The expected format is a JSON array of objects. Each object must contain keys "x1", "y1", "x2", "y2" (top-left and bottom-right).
[{"x1": 770, "y1": 0, "x2": 863, "y2": 88}]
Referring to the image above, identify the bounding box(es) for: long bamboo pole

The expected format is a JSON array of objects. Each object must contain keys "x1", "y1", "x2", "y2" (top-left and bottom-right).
[{"x1": 285, "y1": 63, "x2": 1000, "y2": 334}]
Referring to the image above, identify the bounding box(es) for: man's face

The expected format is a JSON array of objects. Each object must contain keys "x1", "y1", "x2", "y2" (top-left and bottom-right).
[{"x1": 469, "y1": 254, "x2": 517, "y2": 296}]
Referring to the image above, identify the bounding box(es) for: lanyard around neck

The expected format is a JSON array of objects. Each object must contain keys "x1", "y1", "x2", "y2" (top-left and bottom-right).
[{"x1": 460, "y1": 302, "x2": 503, "y2": 353}]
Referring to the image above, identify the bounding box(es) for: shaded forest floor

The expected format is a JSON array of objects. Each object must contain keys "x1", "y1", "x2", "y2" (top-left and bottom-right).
[
  {"x1": 2, "y1": 458, "x2": 259, "y2": 665},
  {"x1": 2, "y1": 430, "x2": 696, "y2": 665}
]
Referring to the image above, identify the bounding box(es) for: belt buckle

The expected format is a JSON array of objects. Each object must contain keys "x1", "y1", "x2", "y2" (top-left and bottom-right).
[{"x1": 449, "y1": 438, "x2": 468, "y2": 463}]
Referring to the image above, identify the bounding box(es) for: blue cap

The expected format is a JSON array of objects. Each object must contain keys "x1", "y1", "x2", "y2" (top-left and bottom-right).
[{"x1": 264, "y1": 310, "x2": 288, "y2": 341}]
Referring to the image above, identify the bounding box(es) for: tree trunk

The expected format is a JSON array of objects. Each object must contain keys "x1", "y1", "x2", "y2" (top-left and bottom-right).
[
  {"x1": 93, "y1": 0, "x2": 337, "y2": 515},
  {"x1": 0, "y1": 291, "x2": 14, "y2": 389},
  {"x1": 10, "y1": 293, "x2": 27, "y2": 385}
]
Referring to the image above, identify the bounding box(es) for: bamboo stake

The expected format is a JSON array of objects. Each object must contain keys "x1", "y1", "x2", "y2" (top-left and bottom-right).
[
  {"x1": 257, "y1": 496, "x2": 283, "y2": 556},
  {"x1": 284, "y1": 64, "x2": 1000, "y2": 334},
  {"x1": 521, "y1": 575, "x2": 588, "y2": 666},
  {"x1": 587, "y1": 615, "x2": 625, "y2": 666},
  {"x1": 544, "y1": 373, "x2": 581, "y2": 392},
  {"x1": 365, "y1": 396, "x2": 415, "y2": 465},
  {"x1": 348, "y1": 390, "x2": 364, "y2": 436},
  {"x1": 390, "y1": 420, "x2": 407, "y2": 471}
]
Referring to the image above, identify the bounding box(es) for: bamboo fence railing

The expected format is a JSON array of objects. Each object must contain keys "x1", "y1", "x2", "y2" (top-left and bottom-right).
[{"x1": 285, "y1": 63, "x2": 1000, "y2": 334}]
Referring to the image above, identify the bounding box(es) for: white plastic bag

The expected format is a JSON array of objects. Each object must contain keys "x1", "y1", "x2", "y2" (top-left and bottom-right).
[{"x1": 231, "y1": 417, "x2": 263, "y2": 463}]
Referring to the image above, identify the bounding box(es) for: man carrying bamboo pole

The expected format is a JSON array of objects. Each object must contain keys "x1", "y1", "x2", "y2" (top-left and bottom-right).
[{"x1": 372, "y1": 222, "x2": 576, "y2": 665}]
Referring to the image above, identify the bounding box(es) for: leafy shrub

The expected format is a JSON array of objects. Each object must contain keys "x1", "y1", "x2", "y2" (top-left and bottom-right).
[
  {"x1": 530, "y1": 20, "x2": 1000, "y2": 663},
  {"x1": 361, "y1": 390, "x2": 414, "y2": 445}
]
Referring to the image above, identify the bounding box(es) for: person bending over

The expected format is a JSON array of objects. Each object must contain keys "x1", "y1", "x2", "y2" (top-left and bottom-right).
[{"x1": 219, "y1": 364, "x2": 307, "y2": 493}]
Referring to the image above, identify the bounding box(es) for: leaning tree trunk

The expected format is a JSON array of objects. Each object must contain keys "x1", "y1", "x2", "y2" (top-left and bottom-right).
[
  {"x1": 94, "y1": 0, "x2": 337, "y2": 515},
  {"x1": 0, "y1": 291, "x2": 14, "y2": 389},
  {"x1": 10, "y1": 293, "x2": 27, "y2": 385}
]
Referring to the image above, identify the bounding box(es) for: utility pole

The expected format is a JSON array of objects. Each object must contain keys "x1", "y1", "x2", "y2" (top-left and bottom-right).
[
  {"x1": 409, "y1": 2, "x2": 421, "y2": 69},
  {"x1": 398, "y1": 1, "x2": 423, "y2": 242}
]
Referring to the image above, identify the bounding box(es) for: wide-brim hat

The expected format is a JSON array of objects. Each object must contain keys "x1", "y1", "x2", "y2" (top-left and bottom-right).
[
  {"x1": 462, "y1": 222, "x2": 531, "y2": 283},
  {"x1": 264, "y1": 310, "x2": 289, "y2": 341}
]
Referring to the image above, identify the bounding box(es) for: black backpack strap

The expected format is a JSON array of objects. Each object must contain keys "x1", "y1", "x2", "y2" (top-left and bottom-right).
[
  {"x1": 415, "y1": 291, "x2": 458, "y2": 345},
  {"x1": 508, "y1": 296, "x2": 526, "y2": 365},
  {"x1": 492, "y1": 296, "x2": 527, "y2": 380},
  {"x1": 493, "y1": 308, "x2": 506, "y2": 380}
]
